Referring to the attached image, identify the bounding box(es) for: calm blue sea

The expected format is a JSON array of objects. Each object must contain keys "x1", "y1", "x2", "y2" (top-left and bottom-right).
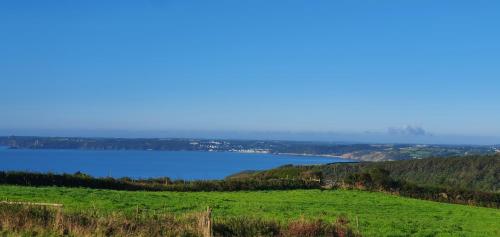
[{"x1": 0, "y1": 147, "x2": 352, "y2": 180}]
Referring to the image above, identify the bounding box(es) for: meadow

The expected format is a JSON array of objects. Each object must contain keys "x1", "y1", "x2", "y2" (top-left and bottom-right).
[{"x1": 1, "y1": 185, "x2": 499, "y2": 236}]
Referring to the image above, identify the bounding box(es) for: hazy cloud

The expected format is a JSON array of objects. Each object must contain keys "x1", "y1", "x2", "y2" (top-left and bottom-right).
[{"x1": 387, "y1": 125, "x2": 430, "y2": 136}]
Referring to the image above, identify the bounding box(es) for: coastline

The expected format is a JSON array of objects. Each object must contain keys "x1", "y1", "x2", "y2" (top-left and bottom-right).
[
  {"x1": 273, "y1": 152, "x2": 355, "y2": 161},
  {"x1": 1, "y1": 146, "x2": 358, "y2": 161}
]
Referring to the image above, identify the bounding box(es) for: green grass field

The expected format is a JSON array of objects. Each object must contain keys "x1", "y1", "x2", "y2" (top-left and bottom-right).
[{"x1": 0, "y1": 185, "x2": 498, "y2": 237}]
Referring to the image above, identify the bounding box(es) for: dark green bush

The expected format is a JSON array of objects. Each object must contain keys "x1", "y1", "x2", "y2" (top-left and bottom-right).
[{"x1": 0, "y1": 171, "x2": 321, "y2": 192}]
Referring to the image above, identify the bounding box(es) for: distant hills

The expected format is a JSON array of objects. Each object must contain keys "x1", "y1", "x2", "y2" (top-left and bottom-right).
[{"x1": 0, "y1": 136, "x2": 496, "y2": 162}]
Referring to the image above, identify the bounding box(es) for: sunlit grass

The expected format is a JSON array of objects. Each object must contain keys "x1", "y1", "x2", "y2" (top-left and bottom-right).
[{"x1": 0, "y1": 185, "x2": 498, "y2": 236}]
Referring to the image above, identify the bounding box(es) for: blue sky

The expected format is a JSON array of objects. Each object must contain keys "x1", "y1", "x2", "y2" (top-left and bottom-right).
[{"x1": 1, "y1": 1, "x2": 500, "y2": 144}]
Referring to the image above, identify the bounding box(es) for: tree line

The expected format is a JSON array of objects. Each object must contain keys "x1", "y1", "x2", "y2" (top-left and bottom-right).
[
  {"x1": 231, "y1": 154, "x2": 500, "y2": 192},
  {"x1": 342, "y1": 168, "x2": 500, "y2": 208},
  {"x1": 0, "y1": 171, "x2": 321, "y2": 192}
]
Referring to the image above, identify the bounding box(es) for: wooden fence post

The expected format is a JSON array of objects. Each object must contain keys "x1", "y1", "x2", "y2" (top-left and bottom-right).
[{"x1": 201, "y1": 206, "x2": 212, "y2": 237}]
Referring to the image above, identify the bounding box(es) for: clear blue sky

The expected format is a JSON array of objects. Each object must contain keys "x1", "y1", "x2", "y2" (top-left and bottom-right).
[{"x1": 1, "y1": 0, "x2": 499, "y2": 143}]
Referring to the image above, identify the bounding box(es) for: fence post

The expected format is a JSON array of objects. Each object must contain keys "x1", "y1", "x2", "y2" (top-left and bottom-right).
[{"x1": 202, "y1": 206, "x2": 212, "y2": 237}]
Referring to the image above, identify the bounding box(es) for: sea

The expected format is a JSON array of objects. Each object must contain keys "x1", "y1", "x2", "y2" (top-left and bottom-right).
[{"x1": 0, "y1": 147, "x2": 353, "y2": 180}]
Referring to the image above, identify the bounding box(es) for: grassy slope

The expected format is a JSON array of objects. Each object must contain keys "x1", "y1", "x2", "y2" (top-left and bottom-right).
[{"x1": 1, "y1": 185, "x2": 499, "y2": 236}]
